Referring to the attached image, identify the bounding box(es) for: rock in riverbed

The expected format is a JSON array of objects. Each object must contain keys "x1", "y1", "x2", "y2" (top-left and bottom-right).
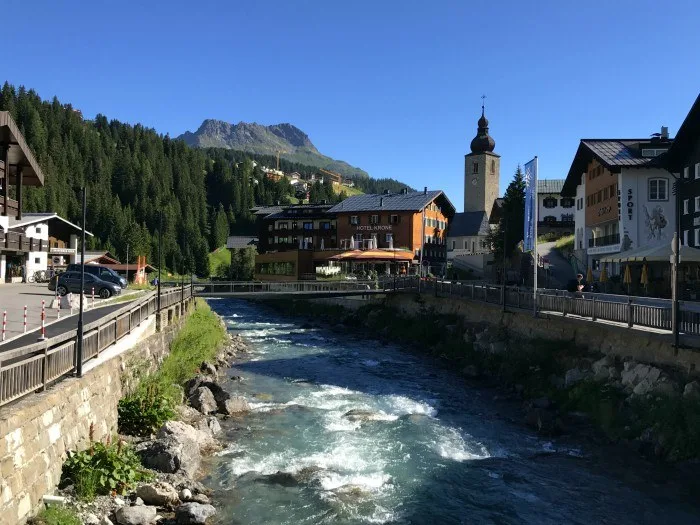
[
  {"x1": 176, "y1": 502, "x2": 217, "y2": 524},
  {"x1": 115, "y1": 505, "x2": 158, "y2": 525},
  {"x1": 189, "y1": 387, "x2": 217, "y2": 415},
  {"x1": 136, "y1": 481, "x2": 180, "y2": 507}
]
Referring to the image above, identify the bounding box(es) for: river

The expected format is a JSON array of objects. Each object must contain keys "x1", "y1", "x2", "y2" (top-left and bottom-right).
[{"x1": 202, "y1": 299, "x2": 700, "y2": 525}]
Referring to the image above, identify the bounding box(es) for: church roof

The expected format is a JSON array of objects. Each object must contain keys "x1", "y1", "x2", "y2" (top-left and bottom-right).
[
  {"x1": 469, "y1": 106, "x2": 496, "y2": 154},
  {"x1": 448, "y1": 211, "x2": 490, "y2": 237}
]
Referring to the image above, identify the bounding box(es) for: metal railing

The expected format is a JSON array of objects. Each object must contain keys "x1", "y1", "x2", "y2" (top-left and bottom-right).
[
  {"x1": 192, "y1": 277, "x2": 419, "y2": 296},
  {"x1": 588, "y1": 233, "x2": 620, "y2": 248},
  {"x1": 0, "y1": 285, "x2": 192, "y2": 408},
  {"x1": 422, "y1": 279, "x2": 695, "y2": 335}
]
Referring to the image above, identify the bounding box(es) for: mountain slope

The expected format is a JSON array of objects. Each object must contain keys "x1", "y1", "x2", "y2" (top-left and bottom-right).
[{"x1": 177, "y1": 119, "x2": 369, "y2": 179}]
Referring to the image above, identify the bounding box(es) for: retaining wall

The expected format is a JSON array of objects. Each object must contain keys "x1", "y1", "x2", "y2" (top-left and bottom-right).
[{"x1": 0, "y1": 298, "x2": 193, "y2": 525}]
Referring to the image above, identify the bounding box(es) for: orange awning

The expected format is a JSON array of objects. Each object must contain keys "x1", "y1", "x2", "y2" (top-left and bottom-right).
[{"x1": 329, "y1": 249, "x2": 415, "y2": 261}]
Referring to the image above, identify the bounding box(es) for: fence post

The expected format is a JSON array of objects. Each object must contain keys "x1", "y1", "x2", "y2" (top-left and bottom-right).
[
  {"x1": 41, "y1": 344, "x2": 48, "y2": 391},
  {"x1": 562, "y1": 297, "x2": 567, "y2": 317},
  {"x1": 435, "y1": 276, "x2": 438, "y2": 297},
  {"x1": 592, "y1": 297, "x2": 597, "y2": 321},
  {"x1": 628, "y1": 297, "x2": 633, "y2": 328}
]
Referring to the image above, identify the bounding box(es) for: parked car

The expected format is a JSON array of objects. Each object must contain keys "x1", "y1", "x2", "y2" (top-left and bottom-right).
[
  {"x1": 66, "y1": 264, "x2": 127, "y2": 288},
  {"x1": 48, "y1": 271, "x2": 122, "y2": 298}
]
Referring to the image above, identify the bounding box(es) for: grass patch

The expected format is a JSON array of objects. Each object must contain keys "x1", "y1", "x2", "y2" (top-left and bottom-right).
[
  {"x1": 555, "y1": 234, "x2": 574, "y2": 251},
  {"x1": 118, "y1": 299, "x2": 226, "y2": 435},
  {"x1": 31, "y1": 507, "x2": 81, "y2": 525},
  {"x1": 208, "y1": 247, "x2": 231, "y2": 277}
]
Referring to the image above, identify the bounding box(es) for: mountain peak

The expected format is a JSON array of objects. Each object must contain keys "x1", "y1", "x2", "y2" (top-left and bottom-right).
[{"x1": 176, "y1": 119, "x2": 367, "y2": 178}]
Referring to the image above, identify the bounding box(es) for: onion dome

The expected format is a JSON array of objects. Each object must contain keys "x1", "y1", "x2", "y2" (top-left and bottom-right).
[{"x1": 470, "y1": 107, "x2": 496, "y2": 154}]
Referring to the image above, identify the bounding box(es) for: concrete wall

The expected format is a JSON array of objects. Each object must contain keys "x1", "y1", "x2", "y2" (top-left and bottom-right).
[{"x1": 0, "y1": 299, "x2": 193, "y2": 525}]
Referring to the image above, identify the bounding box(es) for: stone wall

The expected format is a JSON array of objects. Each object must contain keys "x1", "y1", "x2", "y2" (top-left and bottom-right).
[
  {"x1": 0, "y1": 299, "x2": 194, "y2": 525},
  {"x1": 384, "y1": 294, "x2": 700, "y2": 375}
]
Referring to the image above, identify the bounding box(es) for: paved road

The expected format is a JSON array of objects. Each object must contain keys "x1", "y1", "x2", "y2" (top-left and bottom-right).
[
  {"x1": 0, "y1": 300, "x2": 134, "y2": 353},
  {"x1": 538, "y1": 241, "x2": 575, "y2": 289}
]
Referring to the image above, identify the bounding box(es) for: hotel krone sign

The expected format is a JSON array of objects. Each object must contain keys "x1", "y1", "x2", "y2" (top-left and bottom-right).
[{"x1": 355, "y1": 225, "x2": 393, "y2": 231}]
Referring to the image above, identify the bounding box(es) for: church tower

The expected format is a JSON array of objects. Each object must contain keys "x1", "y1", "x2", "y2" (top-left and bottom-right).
[{"x1": 464, "y1": 105, "x2": 500, "y2": 216}]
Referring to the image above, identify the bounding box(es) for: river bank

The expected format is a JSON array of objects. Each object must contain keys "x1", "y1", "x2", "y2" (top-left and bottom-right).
[
  {"x1": 30, "y1": 300, "x2": 251, "y2": 525},
  {"x1": 199, "y1": 298, "x2": 700, "y2": 524}
]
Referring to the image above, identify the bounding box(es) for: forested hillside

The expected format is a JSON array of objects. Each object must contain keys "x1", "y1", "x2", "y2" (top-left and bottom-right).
[{"x1": 0, "y1": 83, "x2": 411, "y2": 276}]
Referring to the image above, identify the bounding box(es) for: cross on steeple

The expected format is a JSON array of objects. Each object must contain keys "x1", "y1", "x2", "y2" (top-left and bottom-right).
[{"x1": 481, "y1": 94, "x2": 486, "y2": 116}]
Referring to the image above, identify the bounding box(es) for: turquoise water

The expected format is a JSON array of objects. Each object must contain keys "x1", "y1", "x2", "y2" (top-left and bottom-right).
[{"x1": 203, "y1": 299, "x2": 700, "y2": 525}]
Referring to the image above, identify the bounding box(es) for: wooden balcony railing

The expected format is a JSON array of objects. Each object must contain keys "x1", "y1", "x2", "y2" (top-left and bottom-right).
[
  {"x1": 0, "y1": 197, "x2": 19, "y2": 218},
  {"x1": 0, "y1": 231, "x2": 49, "y2": 252}
]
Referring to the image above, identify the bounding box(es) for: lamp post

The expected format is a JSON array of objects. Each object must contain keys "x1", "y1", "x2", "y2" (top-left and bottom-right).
[
  {"x1": 76, "y1": 187, "x2": 87, "y2": 377},
  {"x1": 157, "y1": 211, "x2": 162, "y2": 312},
  {"x1": 672, "y1": 174, "x2": 682, "y2": 349},
  {"x1": 502, "y1": 218, "x2": 507, "y2": 312},
  {"x1": 125, "y1": 243, "x2": 129, "y2": 286}
]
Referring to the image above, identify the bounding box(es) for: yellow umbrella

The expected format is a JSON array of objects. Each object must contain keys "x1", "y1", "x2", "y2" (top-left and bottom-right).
[
  {"x1": 623, "y1": 265, "x2": 632, "y2": 284},
  {"x1": 586, "y1": 266, "x2": 593, "y2": 284},
  {"x1": 600, "y1": 266, "x2": 608, "y2": 283},
  {"x1": 640, "y1": 264, "x2": 649, "y2": 286}
]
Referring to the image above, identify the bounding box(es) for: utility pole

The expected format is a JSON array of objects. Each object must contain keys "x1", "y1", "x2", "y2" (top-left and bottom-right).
[
  {"x1": 76, "y1": 187, "x2": 87, "y2": 377},
  {"x1": 502, "y1": 219, "x2": 507, "y2": 312},
  {"x1": 125, "y1": 243, "x2": 129, "y2": 286},
  {"x1": 157, "y1": 211, "x2": 162, "y2": 312}
]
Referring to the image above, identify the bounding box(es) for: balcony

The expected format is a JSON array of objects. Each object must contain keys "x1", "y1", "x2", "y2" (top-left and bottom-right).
[
  {"x1": 0, "y1": 231, "x2": 49, "y2": 252},
  {"x1": 0, "y1": 197, "x2": 19, "y2": 218},
  {"x1": 588, "y1": 233, "x2": 620, "y2": 248}
]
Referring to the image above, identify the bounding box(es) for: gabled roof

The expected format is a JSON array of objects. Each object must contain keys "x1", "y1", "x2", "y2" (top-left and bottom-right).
[
  {"x1": 328, "y1": 190, "x2": 456, "y2": 216},
  {"x1": 0, "y1": 111, "x2": 45, "y2": 186},
  {"x1": 447, "y1": 211, "x2": 489, "y2": 237},
  {"x1": 76, "y1": 251, "x2": 120, "y2": 264},
  {"x1": 226, "y1": 236, "x2": 258, "y2": 249},
  {"x1": 562, "y1": 138, "x2": 672, "y2": 196},
  {"x1": 537, "y1": 179, "x2": 564, "y2": 194},
  {"x1": 665, "y1": 93, "x2": 700, "y2": 171},
  {"x1": 250, "y1": 205, "x2": 284, "y2": 217},
  {"x1": 7, "y1": 212, "x2": 93, "y2": 236}
]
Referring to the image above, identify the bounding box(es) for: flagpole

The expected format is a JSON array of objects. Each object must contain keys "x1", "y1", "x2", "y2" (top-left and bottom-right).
[{"x1": 533, "y1": 156, "x2": 538, "y2": 317}]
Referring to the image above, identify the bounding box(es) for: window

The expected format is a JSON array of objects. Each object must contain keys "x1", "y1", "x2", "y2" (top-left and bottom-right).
[
  {"x1": 696, "y1": 163, "x2": 700, "y2": 179},
  {"x1": 561, "y1": 214, "x2": 574, "y2": 223},
  {"x1": 696, "y1": 229, "x2": 700, "y2": 247},
  {"x1": 684, "y1": 166, "x2": 690, "y2": 179},
  {"x1": 649, "y1": 178, "x2": 668, "y2": 201},
  {"x1": 385, "y1": 233, "x2": 393, "y2": 243},
  {"x1": 451, "y1": 240, "x2": 456, "y2": 250},
  {"x1": 320, "y1": 221, "x2": 331, "y2": 230},
  {"x1": 597, "y1": 190, "x2": 602, "y2": 203},
  {"x1": 277, "y1": 222, "x2": 289, "y2": 230},
  {"x1": 36, "y1": 227, "x2": 42, "y2": 234},
  {"x1": 543, "y1": 216, "x2": 557, "y2": 224},
  {"x1": 303, "y1": 222, "x2": 313, "y2": 230},
  {"x1": 560, "y1": 198, "x2": 574, "y2": 208},
  {"x1": 473, "y1": 162, "x2": 479, "y2": 174},
  {"x1": 463, "y1": 240, "x2": 468, "y2": 249},
  {"x1": 390, "y1": 214, "x2": 399, "y2": 224},
  {"x1": 543, "y1": 197, "x2": 557, "y2": 209},
  {"x1": 683, "y1": 230, "x2": 689, "y2": 246},
  {"x1": 34, "y1": 257, "x2": 40, "y2": 264},
  {"x1": 350, "y1": 216, "x2": 359, "y2": 225},
  {"x1": 370, "y1": 215, "x2": 379, "y2": 225},
  {"x1": 491, "y1": 160, "x2": 495, "y2": 173},
  {"x1": 696, "y1": 197, "x2": 700, "y2": 213},
  {"x1": 684, "y1": 199, "x2": 689, "y2": 215}
]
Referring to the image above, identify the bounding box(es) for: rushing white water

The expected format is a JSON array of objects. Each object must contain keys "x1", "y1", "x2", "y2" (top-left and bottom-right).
[{"x1": 203, "y1": 300, "x2": 700, "y2": 525}]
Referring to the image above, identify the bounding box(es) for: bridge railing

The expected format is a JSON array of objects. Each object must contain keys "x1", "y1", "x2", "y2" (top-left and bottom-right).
[
  {"x1": 0, "y1": 285, "x2": 192, "y2": 408},
  {"x1": 421, "y1": 279, "x2": 694, "y2": 335},
  {"x1": 194, "y1": 277, "x2": 420, "y2": 295}
]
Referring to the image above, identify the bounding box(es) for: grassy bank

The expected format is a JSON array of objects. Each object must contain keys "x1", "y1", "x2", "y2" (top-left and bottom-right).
[
  {"x1": 264, "y1": 297, "x2": 700, "y2": 461},
  {"x1": 119, "y1": 298, "x2": 226, "y2": 436}
]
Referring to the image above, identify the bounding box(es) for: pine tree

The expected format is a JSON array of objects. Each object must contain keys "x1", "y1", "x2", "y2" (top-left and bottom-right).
[{"x1": 488, "y1": 165, "x2": 526, "y2": 263}]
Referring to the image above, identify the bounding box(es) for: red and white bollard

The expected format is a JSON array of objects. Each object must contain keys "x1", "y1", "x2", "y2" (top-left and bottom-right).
[
  {"x1": 92, "y1": 287, "x2": 95, "y2": 308},
  {"x1": 2, "y1": 311, "x2": 6, "y2": 341},
  {"x1": 23, "y1": 305, "x2": 27, "y2": 334},
  {"x1": 38, "y1": 300, "x2": 46, "y2": 341}
]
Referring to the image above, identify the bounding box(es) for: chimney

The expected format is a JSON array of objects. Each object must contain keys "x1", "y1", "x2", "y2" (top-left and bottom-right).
[
  {"x1": 402, "y1": 188, "x2": 408, "y2": 195},
  {"x1": 424, "y1": 186, "x2": 427, "y2": 195},
  {"x1": 383, "y1": 189, "x2": 390, "y2": 195},
  {"x1": 379, "y1": 197, "x2": 384, "y2": 207},
  {"x1": 661, "y1": 126, "x2": 669, "y2": 140}
]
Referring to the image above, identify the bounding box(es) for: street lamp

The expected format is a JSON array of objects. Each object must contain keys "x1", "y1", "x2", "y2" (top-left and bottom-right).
[
  {"x1": 76, "y1": 187, "x2": 87, "y2": 377},
  {"x1": 671, "y1": 174, "x2": 682, "y2": 349},
  {"x1": 157, "y1": 211, "x2": 162, "y2": 312}
]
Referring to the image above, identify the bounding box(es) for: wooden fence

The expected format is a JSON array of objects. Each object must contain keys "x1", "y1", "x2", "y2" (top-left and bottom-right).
[{"x1": 0, "y1": 286, "x2": 192, "y2": 408}]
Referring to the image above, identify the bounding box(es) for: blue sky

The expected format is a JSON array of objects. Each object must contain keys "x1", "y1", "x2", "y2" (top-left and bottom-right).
[{"x1": 4, "y1": 0, "x2": 700, "y2": 211}]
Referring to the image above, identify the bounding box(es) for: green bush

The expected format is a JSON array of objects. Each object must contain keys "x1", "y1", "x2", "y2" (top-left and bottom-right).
[
  {"x1": 60, "y1": 429, "x2": 152, "y2": 499},
  {"x1": 32, "y1": 507, "x2": 81, "y2": 525},
  {"x1": 118, "y1": 382, "x2": 176, "y2": 437}
]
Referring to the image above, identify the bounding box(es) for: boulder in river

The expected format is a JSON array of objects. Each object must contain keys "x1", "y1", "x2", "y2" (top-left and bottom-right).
[
  {"x1": 189, "y1": 387, "x2": 217, "y2": 415},
  {"x1": 115, "y1": 505, "x2": 158, "y2": 525},
  {"x1": 222, "y1": 396, "x2": 250, "y2": 414},
  {"x1": 136, "y1": 481, "x2": 180, "y2": 507},
  {"x1": 176, "y1": 502, "x2": 217, "y2": 524},
  {"x1": 683, "y1": 380, "x2": 700, "y2": 400},
  {"x1": 343, "y1": 409, "x2": 381, "y2": 422},
  {"x1": 158, "y1": 420, "x2": 217, "y2": 451},
  {"x1": 136, "y1": 437, "x2": 201, "y2": 477}
]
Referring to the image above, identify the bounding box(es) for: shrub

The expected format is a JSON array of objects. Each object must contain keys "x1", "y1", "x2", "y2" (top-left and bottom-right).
[
  {"x1": 32, "y1": 507, "x2": 81, "y2": 525},
  {"x1": 118, "y1": 382, "x2": 176, "y2": 437},
  {"x1": 60, "y1": 426, "x2": 152, "y2": 499}
]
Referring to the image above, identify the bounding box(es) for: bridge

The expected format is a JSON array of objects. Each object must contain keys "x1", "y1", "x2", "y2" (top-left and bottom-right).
[{"x1": 186, "y1": 277, "x2": 418, "y2": 299}]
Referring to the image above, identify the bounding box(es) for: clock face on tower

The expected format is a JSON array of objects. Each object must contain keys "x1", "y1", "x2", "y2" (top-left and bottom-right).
[{"x1": 471, "y1": 177, "x2": 479, "y2": 186}]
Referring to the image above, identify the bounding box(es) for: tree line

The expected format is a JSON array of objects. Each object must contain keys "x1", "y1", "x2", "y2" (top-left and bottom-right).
[{"x1": 0, "y1": 83, "x2": 409, "y2": 276}]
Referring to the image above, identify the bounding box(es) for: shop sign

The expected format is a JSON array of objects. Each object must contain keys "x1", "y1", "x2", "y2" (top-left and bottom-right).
[{"x1": 356, "y1": 225, "x2": 393, "y2": 231}]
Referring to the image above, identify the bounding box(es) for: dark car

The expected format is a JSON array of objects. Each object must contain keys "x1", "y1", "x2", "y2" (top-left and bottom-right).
[
  {"x1": 48, "y1": 271, "x2": 121, "y2": 298},
  {"x1": 66, "y1": 264, "x2": 127, "y2": 288}
]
